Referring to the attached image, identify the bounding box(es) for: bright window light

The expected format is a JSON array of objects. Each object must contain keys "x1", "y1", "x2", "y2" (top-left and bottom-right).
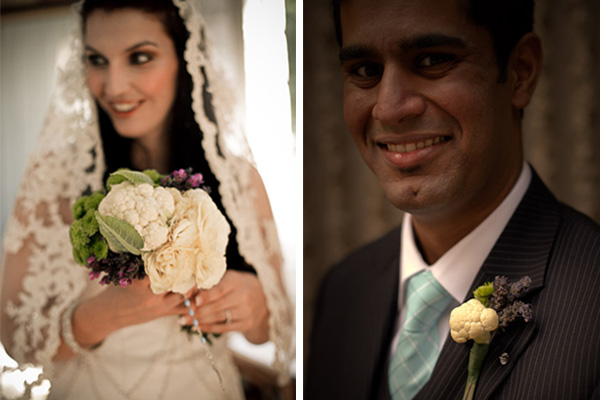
[{"x1": 243, "y1": 0, "x2": 296, "y2": 300}]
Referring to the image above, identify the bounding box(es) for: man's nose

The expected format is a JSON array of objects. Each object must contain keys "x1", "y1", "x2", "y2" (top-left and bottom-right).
[
  {"x1": 372, "y1": 68, "x2": 426, "y2": 124},
  {"x1": 104, "y1": 66, "x2": 130, "y2": 97}
]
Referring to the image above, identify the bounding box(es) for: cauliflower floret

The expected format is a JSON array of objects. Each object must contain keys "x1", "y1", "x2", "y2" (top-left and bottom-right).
[
  {"x1": 98, "y1": 182, "x2": 175, "y2": 251},
  {"x1": 154, "y1": 187, "x2": 176, "y2": 220},
  {"x1": 142, "y1": 221, "x2": 170, "y2": 250},
  {"x1": 449, "y1": 298, "x2": 499, "y2": 344}
]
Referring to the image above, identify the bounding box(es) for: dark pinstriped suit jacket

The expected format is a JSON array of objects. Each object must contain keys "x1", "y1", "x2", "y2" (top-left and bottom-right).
[{"x1": 306, "y1": 170, "x2": 600, "y2": 399}]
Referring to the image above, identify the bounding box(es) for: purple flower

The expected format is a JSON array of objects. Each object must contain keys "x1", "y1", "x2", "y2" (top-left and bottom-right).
[
  {"x1": 493, "y1": 276, "x2": 509, "y2": 295},
  {"x1": 498, "y1": 300, "x2": 533, "y2": 329},
  {"x1": 186, "y1": 173, "x2": 204, "y2": 188},
  {"x1": 519, "y1": 302, "x2": 533, "y2": 322},
  {"x1": 85, "y1": 250, "x2": 146, "y2": 287},
  {"x1": 489, "y1": 275, "x2": 532, "y2": 311},
  {"x1": 119, "y1": 278, "x2": 132, "y2": 287},
  {"x1": 160, "y1": 168, "x2": 210, "y2": 193},
  {"x1": 515, "y1": 276, "x2": 532, "y2": 293},
  {"x1": 173, "y1": 169, "x2": 187, "y2": 182}
]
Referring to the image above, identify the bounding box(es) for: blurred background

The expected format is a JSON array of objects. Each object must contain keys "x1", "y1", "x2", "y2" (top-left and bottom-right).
[
  {"x1": 0, "y1": 0, "x2": 296, "y2": 398},
  {"x1": 304, "y1": 0, "x2": 600, "y2": 369}
]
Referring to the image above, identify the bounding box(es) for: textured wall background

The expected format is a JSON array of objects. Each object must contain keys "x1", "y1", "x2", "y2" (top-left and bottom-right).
[{"x1": 303, "y1": 0, "x2": 600, "y2": 362}]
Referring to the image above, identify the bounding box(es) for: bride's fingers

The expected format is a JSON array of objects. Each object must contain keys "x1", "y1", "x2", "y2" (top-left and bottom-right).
[
  {"x1": 156, "y1": 292, "x2": 194, "y2": 316},
  {"x1": 199, "y1": 320, "x2": 244, "y2": 334},
  {"x1": 190, "y1": 303, "x2": 240, "y2": 325},
  {"x1": 194, "y1": 283, "x2": 231, "y2": 307},
  {"x1": 183, "y1": 286, "x2": 197, "y2": 299}
]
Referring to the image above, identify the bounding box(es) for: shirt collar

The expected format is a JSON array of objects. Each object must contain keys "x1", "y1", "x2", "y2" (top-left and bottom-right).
[{"x1": 400, "y1": 162, "x2": 532, "y2": 303}]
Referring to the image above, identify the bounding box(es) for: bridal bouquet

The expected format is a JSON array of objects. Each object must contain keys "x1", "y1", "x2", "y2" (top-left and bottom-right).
[{"x1": 69, "y1": 168, "x2": 230, "y2": 295}]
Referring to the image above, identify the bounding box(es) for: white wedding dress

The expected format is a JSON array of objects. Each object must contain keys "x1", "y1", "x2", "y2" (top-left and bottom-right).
[{"x1": 0, "y1": 1, "x2": 293, "y2": 398}]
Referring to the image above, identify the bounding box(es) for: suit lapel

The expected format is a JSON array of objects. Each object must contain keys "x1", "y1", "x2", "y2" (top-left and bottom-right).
[
  {"x1": 366, "y1": 250, "x2": 401, "y2": 400},
  {"x1": 415, "y1": 169, "x2": 561, "y2": 400},
  {"x1": 350, "y1": 228, "x2": 401, "y2": 399}
]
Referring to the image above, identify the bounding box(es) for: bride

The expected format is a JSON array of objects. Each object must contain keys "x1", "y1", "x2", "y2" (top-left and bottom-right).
[{"x1": 0, "y1": 0, "x2": 293, "y2": 398}]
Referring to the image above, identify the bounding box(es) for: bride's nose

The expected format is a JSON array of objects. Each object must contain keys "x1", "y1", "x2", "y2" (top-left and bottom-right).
[{"x1": 104, "y1": 65, "x2": 130, "y2": 98}]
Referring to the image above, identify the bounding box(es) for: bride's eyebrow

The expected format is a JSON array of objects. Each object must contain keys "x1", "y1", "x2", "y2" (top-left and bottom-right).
[
  {"x1": 84, "y1": 44, "x2": 101, "y2": 53},
  {"x1": 83, "y1": 41, "x2": 159, "y2": 54},
  {"x1": 125, "y1": 41, "x2": 159, "y2": 52}
]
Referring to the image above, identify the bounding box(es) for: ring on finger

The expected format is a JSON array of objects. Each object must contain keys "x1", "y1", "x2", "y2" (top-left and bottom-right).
[{"x1": 225, "y1": 309, "x2": 232, "y2": 325}]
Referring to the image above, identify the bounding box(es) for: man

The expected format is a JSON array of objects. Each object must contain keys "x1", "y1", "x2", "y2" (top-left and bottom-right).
[{"x1": 306, "y1": 0, "x2": 600, "y2": 399}]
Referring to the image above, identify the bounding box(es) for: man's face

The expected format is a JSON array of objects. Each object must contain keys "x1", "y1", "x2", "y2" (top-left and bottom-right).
[{"x1": 340, "y1": 0, "x2": 524, "y2": 222}]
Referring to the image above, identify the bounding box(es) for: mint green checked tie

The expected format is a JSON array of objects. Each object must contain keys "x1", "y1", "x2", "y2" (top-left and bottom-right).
[{"x1": 388, "y1": 269, "x2": 453, "y2": 400}]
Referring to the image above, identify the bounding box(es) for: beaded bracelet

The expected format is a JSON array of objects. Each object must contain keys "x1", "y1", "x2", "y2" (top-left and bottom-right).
[{"x1": 60, "y1": 300, "x2": 89, "y2": 354}]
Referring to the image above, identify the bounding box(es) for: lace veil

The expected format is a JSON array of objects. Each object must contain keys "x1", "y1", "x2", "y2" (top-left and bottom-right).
[{"x1": 0, "y1": 0, "x2": 293, "y2": 384}]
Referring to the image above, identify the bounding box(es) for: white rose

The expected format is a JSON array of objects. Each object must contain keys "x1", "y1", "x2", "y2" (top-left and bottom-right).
[{"x1": 143, "y1": 189, "x2": 230, "y2": 294}]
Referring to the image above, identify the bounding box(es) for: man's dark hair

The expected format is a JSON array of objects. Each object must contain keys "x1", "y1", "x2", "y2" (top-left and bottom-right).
[{"x1": 331, "y1": 0, "x2": 535, "y2": 82}]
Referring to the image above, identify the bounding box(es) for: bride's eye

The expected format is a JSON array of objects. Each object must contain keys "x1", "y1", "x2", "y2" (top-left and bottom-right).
[
  {"x1": 86, "y1": 53, "x2": 107, "y2": 67},
  {"x1": 130, "y1": 52, "x2": 152, "y2": 65}
]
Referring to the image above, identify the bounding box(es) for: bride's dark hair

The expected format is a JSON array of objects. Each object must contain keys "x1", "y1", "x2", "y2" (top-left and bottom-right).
[{"x1": 81, "y1": 0, "x2": 251, "y2": 272}]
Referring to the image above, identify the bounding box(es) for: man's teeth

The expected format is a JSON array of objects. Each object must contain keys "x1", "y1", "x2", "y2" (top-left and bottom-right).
[
  {"x1": 386, "y1": 136, "x2": 445, "y2": 153},
  {"x1": 113, "y1": 103, "x2": 137, "y2": 112}
]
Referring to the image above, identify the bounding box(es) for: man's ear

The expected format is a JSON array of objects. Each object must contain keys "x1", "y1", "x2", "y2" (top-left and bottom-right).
[{"x1": 509, "y1": 32, "x2": 543, "y2": 110}]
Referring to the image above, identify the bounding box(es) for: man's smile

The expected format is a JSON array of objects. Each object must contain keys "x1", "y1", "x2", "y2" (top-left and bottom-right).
[
  {"x1": 384, "y1": 135, "x2": 451, "y2": 153},
  {"x1": 373, "y1": 133, "x2": 453, "y2": 170}
]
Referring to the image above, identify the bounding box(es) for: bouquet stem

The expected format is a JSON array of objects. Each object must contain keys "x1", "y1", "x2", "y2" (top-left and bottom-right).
[{"x1": 463, "y1": 342, "x2": 489, "y2": 400}]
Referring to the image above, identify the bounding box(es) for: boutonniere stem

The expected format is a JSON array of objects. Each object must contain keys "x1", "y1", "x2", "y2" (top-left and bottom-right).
[{"x1": 465, "y1": 342, "x2": 489, "y2": 399}]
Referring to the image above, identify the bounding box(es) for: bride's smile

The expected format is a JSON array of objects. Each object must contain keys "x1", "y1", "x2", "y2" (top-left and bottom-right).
[{"x1": 110, "y1": 101, "x2": 142, "y2": 114}]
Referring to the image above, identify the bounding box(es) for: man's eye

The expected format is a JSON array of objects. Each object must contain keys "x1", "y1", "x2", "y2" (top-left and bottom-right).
[
  {"x1": 86, "y1": 54, "x2": 107, "y2": 67},
  {"x1": 351, "y1": 63, "x2": 383, "y2": 78},
  {"x1": 130, "y1": 52, "x2": 152, "y2": 65},
  {"x1": 417, "y1": 54, "x2": 456, "y2": 68}
]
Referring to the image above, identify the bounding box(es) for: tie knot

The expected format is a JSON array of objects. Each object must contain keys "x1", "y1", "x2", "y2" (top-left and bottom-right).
[{"x1": 403, "y1": 270, "x2": 452, "y2": 332}]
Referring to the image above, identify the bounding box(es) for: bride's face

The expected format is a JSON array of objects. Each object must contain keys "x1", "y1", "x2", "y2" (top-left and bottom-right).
[{"x1": 84, "y1": 9, "x2": 179, "y2": 142}]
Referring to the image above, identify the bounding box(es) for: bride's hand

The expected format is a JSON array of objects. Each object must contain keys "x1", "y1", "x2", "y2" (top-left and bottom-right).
[
  {"x1": 104, "y1": 277, "x2": 196, "y2": 323},
  {"x1": 71, "y1": 277, "x2": 194, "y2": 349},
  {"x1": 186, "y1": 270, "x2": 270, "y2": 344}
]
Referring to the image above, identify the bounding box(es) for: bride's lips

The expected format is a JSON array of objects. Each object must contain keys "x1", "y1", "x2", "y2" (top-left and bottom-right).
[
  {"x1": 108, "y1": 101, "x2": 143, "y2": 117},
  {"x1": 377, "y1": 134, "x2": 452, "y2": 169}
]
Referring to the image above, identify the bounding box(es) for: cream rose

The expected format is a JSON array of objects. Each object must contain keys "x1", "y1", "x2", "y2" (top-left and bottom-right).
[{"x1": 142, "y1": 188, "x2": 230, "y2": 294}]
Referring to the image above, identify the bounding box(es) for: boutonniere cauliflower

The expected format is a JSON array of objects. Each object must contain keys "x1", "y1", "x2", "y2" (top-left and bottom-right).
[{"x1": 450, "y1": 298, "x2": 499, "y2": 344}]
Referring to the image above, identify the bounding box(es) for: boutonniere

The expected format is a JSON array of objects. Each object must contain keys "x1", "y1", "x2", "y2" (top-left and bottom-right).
[{"x1": 449, "y1": 276, "x2": 533, "y2": 400}]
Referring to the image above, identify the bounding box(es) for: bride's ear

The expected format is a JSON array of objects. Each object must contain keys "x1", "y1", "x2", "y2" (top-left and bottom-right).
[{"x1": 509, "y1": 32, "x2": 543, "y2": 110}]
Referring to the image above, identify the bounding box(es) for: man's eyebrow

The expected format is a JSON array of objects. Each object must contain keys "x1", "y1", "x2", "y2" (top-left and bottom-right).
[
  {"x1": 399, "y1": 34, "x2": 468, "y2": 52},
  {"x1": 339, "y1": 34, "x2": 468, "y2": 63},
  {"x1": 339, "y1": 45, "x2": 377, "y2": 63},
  {"x1": 339, "y1": 33, "x2": 468, "y2": 63},
  {"x1": 84, "y1": 41, "x2": 159, "y2": 54}
]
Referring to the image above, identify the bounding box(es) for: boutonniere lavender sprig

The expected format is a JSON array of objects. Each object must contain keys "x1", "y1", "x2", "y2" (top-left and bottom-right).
[{"x1": 449, "y1": 276, "x2": 533, "y2": 400}]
